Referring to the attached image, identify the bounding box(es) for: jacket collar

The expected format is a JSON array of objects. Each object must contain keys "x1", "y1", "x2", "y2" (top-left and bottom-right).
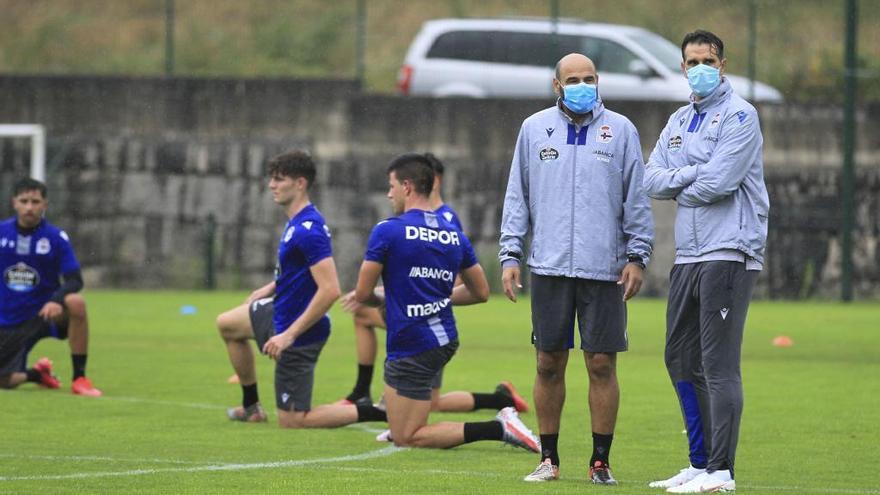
[
  {"x1": 691, "y1": 77, "x2": 733, "y2": 112},
  {"x1": 556, "y1": 98, "x2": 605, "y2": 127}
]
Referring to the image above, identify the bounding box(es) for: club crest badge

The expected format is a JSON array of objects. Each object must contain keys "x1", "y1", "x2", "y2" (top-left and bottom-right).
[
  {"x1": 596, "y1": 124, "x2": 614, "y2": 144},
  {"x1": 36, "y1": 237, "x2": 51, "y2": 255}
]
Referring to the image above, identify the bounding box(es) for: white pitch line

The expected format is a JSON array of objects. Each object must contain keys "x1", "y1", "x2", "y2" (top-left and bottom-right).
[
  {"x1": 79, "y1": 395, "x2": 225, "y2": 411},
  {"x1": 0, "y1": 446, "x2": 402, "y2": 482},
  {"x1": 0, "y1": 454, "x2": 208, "y2": 465},
  {"x1": 345, "y1": 423, "x2": 387, "y2": 434}
]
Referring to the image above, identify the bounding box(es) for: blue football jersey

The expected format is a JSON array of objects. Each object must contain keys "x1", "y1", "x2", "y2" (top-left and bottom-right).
[
  {"x1": 364, "y1": 209, "x2": 478, "y2": 360},
  {"x1": 434, "y1": 203, "x2": 463, "y2": 231},
  {"x1": 273, "y1": 204, "x2": 333, "y2": 347},
  {"x1": 0, "y1": 218, "x2": 80, "y2": 327}
]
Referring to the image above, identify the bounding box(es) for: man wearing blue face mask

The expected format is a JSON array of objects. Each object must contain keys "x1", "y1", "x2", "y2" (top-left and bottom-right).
[
  {"x1": 500, "y1": 53, "x2": 654, "y2": 484},
  {"x1": 644, "y1": 30, "x2": 769, "y2": 494}
]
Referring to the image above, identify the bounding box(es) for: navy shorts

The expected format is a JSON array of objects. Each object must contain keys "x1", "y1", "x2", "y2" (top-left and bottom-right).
[
  {"x1": 384, "y1": 340, "x2": 458, "y2": 401},
  {"x1": 0, "y1": 316, "x2": 67, "y2": 376},
  {"x1": 530, "y1": 273, "x2": 628, "y2": 353},
  {"x1": 249, "y1": 298, "x2": 325, "y2": 412}
]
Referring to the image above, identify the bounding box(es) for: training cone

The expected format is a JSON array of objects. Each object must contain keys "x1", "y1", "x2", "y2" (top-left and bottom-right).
[
  {"x1": 228, "y1": 374, "x2": 240, "y2": 384},
  {"x1": 772, "y1": 335, "x2": 794, "y2": 347}
]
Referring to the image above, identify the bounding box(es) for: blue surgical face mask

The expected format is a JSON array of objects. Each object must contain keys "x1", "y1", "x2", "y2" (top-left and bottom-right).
[
  {"x1": 560, "y1": 82, "x2": 597, "y2": 114},
  {"x1": 687, "y1": 63, "x2": 721, "y2": 97}
]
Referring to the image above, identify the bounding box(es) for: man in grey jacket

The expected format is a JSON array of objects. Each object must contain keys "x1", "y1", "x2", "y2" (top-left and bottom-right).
[
  {"x1": 643, "y1": 30, "x2": 769, "y2": 494},
  {"x1": 500, "y1": 53, "x2": 654, "y2": 484}
]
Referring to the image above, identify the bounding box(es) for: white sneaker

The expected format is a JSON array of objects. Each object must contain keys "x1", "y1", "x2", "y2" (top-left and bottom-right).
[
  {"x1": 523, "y1": 458, "x2": 559, "y2": 482},
  {"x1": 666, "y1": 470, "x2": 735, "y2": 493},
  {"x1": 649, "y1": 465, "x2": 707, "y2": 488},
  {"x1": 375, "y1": 429, "x2": 393, "y2": 442},
  {"x1": 496, "y1": 407, "x2": 540, "y2": 453}
]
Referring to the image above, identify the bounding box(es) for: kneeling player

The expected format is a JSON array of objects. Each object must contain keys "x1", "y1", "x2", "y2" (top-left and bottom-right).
[
  {"x1": 217, "y1": 150, "x2": 385, "y2": 427},
  {"x1": 0, "y1": 178, "x2": 101, "y2": 396},
  {"x1": 352, "y1": 153, "x2": 539, "y2": 451},
  {"x1": 338, "y1": 154, "x2": 528, "y2": 415}
]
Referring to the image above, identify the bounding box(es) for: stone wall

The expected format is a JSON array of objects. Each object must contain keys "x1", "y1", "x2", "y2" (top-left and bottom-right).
[{"x1": 1, "y1": 75, "x2": 877, "y2": 298}]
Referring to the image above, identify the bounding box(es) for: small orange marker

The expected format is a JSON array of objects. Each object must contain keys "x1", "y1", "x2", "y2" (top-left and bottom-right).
[{"x1": 772, "y1": 335, "x2": 794, "y2": 347}]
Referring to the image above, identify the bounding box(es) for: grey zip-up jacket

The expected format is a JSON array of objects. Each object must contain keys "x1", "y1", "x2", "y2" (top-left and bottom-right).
[
  {"x1": 643, "y1": 78, "x2": 770, "y2": 264},
  {"x1": 499, "y1": 101, "x2": 654, "y2": 281}
]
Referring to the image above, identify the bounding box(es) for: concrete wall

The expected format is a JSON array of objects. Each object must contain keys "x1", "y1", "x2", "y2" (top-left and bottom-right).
[{"x1": 1, "y1": 75, "x2": 878, "y2": 298}]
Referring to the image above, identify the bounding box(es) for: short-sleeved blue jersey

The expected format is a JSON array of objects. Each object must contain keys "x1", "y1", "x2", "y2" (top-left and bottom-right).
[
  {"x1": 0, "y1": 218, "x2": 80, "y2": 327},
  {"x1": 364, "y1": 208, "x2": 478, "y2": 360},
  {"x1": 273, "y1": 204, "x2": 333, "y2": 347}
]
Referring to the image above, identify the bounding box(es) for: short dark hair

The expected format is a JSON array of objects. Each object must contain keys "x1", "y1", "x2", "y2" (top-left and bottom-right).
[
  {"x1": 681, "y1": 30, "x2": 724, "y2": 60},
  {"x1": 12, "y1": 177, "x2": 47, "y2": 198},
  {"x1": 387, "y1": 153, "x2": 435, "y2": 196},
  {"x1": 423, "y1": 152, "x2": 445, "y2": 177},
  {"x1": 267, "y1": 149, "x2": 316, "y2": 188}
]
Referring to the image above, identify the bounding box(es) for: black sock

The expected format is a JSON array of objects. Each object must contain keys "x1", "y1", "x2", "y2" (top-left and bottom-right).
[
  {"x1": 540, "y1": 433, "x2": 560, "y2": 466},
  {"x1": 25, "y1": 368, "x2": 42, "y2": 383},
  {"x1": 590, "y1": 432, "x2": 613, "y2": 466},
  {"x1": 347, "y1": 364, "x2": 374, "y2": 400},
  {"x1": 471, "y1": 392, "x2": 514, "y2": 411},
  {"x1": 463, "y1": 420, "x2": 504, "y2": 443},
  {"x1": 241, "y1": 383, "x2": 259, "y2": 409},
  {"x1": 355, "y1": 404, "x2": 387, "y2": 422},
  {"x1": 71, "y1": 354, "x2": 87, "y2": 380}
]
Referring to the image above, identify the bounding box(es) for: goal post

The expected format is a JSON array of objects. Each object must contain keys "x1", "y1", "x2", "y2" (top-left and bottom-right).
[{"x1": 0, "y1": 124, "x2": 46, "y2": 181}]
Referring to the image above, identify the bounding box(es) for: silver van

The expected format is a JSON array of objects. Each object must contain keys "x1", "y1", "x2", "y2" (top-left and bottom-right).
[{"x1": 397, "y1": 18, "x2": 783, "y2": 102}]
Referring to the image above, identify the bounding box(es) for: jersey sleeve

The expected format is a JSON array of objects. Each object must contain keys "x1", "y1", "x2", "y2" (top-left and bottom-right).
[
  {"x1": 298, "y1": 225, "x2": 333, "y2": 266},
  {"x1": 56, "y1": 230, "x2": 81, "y2": 275},
  {"x1": 459, "y1": 231, "x2": 478, "y2": 270},
  {"x1": 363, "y1": 221, "x2": 392, "y2": 264}
]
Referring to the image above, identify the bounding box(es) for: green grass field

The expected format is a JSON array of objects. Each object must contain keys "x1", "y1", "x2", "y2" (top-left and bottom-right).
[{"x1": 2, "y1": 292, "x2": 878, "y2": 494}]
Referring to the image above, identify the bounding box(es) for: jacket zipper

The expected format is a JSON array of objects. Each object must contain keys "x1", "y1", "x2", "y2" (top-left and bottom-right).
[
  {"x1": 569, "y1": 127, "x2": 578, "y2": 275},
  {"x1": 683, "y1": 106, "x2": 700, "y2": 249}
]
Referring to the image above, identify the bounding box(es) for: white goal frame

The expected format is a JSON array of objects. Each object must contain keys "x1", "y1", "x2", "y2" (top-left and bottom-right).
[{"x1": 0, "y1": 124, "x2": 46, "y2": 181}]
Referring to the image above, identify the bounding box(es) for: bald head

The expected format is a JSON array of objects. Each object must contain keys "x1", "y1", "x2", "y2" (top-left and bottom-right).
[
  {"x1": 553, "y1": 53, "x2": 598, "y2": 100},
  {"x1": 555, "y1": 53, "x2": 596, "y2": 80}
]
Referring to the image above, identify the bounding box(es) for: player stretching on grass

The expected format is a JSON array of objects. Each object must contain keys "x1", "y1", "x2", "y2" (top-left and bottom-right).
[
  {"x1": 217, "y1": 150, "x2": 386, "y2": 427},
  {"x1": 351, "y1": 153, "x2": 539, "y2": 451},
  {"x1": 338, "y1": 154, "x2": 529, "y2": 416},
  {"x1": 0, "y1": 178, "x2": 102, "y2": 396}
]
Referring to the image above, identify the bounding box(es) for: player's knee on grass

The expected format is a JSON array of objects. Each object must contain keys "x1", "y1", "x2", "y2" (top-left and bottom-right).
[
  {"x1": 63, "y1": 293, "x2": 87, "y2": 320},
  {"x1": 586, "y1": 352, "x2": 616, "y2": 382},
  {"x1": 0, "y1": 374, "x2": 17, "y2": 389},
  {"x1": 276, "y1": 409, "x2": 306, "y2": 429}
]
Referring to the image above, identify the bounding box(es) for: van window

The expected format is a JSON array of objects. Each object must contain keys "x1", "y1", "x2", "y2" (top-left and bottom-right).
[
  {"x1": 428, "y1": 30, "x2": 578, "y2": 66},
  {"x1": 491, "y1": 31, "x2": 580, "y2": 67},
  {"x1": 426, "y1": 30, "x2": 643, "y2": 75},
  {"x1": 580, "y1": 37, "x2": 642, "y2": 75},
  {"x1": 427, "y1": 31, "x2": 490, "y2": 62}
]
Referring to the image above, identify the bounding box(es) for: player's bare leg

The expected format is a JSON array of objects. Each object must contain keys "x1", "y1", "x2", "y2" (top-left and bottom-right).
[
  {"x1": 584, "y1": 351, "x2": 619, "y2": 485},
  {"x1": 385, "y1": 384, "x2": 464, "y2": 448},
  {"x1": 64, "y1": 294, "x2": 102, "y2": 396},
  {"x1": 534, "y1": 350, "x2": 568, "y2": 434},
  {"x1": 217, "y1": 304, "x2": 257, "y2": 385},
  {"x1": 341, "y1": 306, "x2": 384, "y2": 404},
  {"x1": 217, "y1": 303, "x2": 265, "y2": 422}
]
